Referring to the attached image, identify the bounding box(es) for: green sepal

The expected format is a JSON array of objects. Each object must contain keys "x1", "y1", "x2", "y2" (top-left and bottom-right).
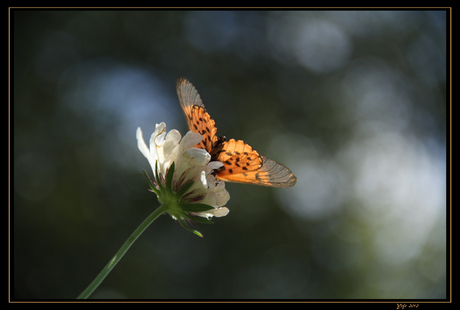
[
  {"x1": 154, "y1": 161, "x2": 163, "y2": 191},
  {"x1": 179, "y1": 203, "x2": 215, "y2": 213},
  {"x1": 165, "y1": 162, "x2": 175, "y2": 192},
  {"x1": 190, "y1": 216, "x2": 214, "y2": 224},
  {"x1": 175, "y1": 180, "x2": 194, "y2": 199},
  {"x1": 177, "y1": 217, "x2": 203, "y2": 238},
  {"x1": 143, "y1": 170, "x2": 159, "y2": 195}
]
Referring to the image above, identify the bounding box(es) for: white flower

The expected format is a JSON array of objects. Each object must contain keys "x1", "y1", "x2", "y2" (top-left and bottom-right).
[{"x1": 136, "y1": 123, "x2": 230, "y2": 235}]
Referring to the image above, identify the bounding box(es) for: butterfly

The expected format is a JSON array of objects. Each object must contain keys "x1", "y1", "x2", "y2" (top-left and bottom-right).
[{"x1": 176, "y1": 77, "x2": 297, "y2": 188}]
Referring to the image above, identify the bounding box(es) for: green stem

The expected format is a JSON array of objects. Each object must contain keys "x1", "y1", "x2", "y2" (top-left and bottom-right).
[{"x1": 77, "y1": 204, "x2": 168, "y2": 299}]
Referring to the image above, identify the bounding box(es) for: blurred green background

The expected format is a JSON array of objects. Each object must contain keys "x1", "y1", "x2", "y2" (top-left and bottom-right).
[{"x1": 11, "y1": 9, "x2": 448, "y2": 300}]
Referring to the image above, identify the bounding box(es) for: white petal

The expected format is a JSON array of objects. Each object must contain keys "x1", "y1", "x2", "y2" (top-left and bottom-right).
[
  {"x1": 151, "y1": 123, "x2": 166, "y2": 150},
  {"x1": 205, "y1": 176, "x2": 230, "y2": 206},
  {"x1": 214, "y1": 188, "x2": 230, "y2": 206},
  {"x1": 150, "y1": 124, "x2": 169, "y2": 174},
  {"x1": 207, "y1": 161, "x2": 224, "y2": 170},
  {"x1": 160, "y1": 129, "x2": 182, "y2": 172},
  {"x1": 154, "y1": 122, "x2": 166, "y2": 134},
  {"x1": 181, "y1": 131, "x2": 204, "y2": 150},
  {"x1": 211, "y1": 207, "x2": 230, "y2": 217},
  {"x1": 163, "y1": 129, "x2": 182, "y2": 154},
  {"x1": 152, "y1": 131, "x2": 165, "y2": 149},
  {"x1": 200, "y1": 186, "x2": 230, "y2": 207},
  {"x1": 136, "y1": 127, "x2": 150, "y2": 159},
  {"x1": 184, "y1": 148, "x2": 211, "y2": 166},
  {"x1": 194, "y1": 207, "x2": 230, "y2": 219},
  {"x1": 137, "y1": 127, "x2": 158, "y2": 173},
  {"x1": 175, "y1": 148, "x2": 210, "y2": 181},
  {"x1": 200, "y1": 170, "x2": 208, "y2": 188}
]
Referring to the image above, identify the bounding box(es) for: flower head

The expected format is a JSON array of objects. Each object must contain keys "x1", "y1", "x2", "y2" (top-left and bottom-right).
[{"x1": 136, "y1": 123, "x2": 230, "y2": 237}]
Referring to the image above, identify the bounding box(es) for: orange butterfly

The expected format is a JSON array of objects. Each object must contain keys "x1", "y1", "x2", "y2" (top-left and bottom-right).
[{"x1": 176, "y1": 77, "x2": 297, "y2": 188}]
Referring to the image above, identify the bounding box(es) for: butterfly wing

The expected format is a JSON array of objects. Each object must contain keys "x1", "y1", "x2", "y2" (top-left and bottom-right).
[
  {"x1": 216, "y1": 139, "x2": 297, "y2": 188},
  {"x1": 176, "y1": 77, "x2": 218, "y2": 153},
  {"x1": 177, "y1": 77, "x2": 296, "y2": 188}
]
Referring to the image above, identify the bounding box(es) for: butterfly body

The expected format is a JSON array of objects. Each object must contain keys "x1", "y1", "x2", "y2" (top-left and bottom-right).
[{"x1": 176, "y1": 77, "x2": 296, "y2": 188}]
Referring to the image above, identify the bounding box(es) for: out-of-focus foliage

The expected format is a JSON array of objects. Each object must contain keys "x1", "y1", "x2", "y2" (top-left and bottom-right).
[{"x1": 12, "y1": 10, "x2": 447, "y2": 300}]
